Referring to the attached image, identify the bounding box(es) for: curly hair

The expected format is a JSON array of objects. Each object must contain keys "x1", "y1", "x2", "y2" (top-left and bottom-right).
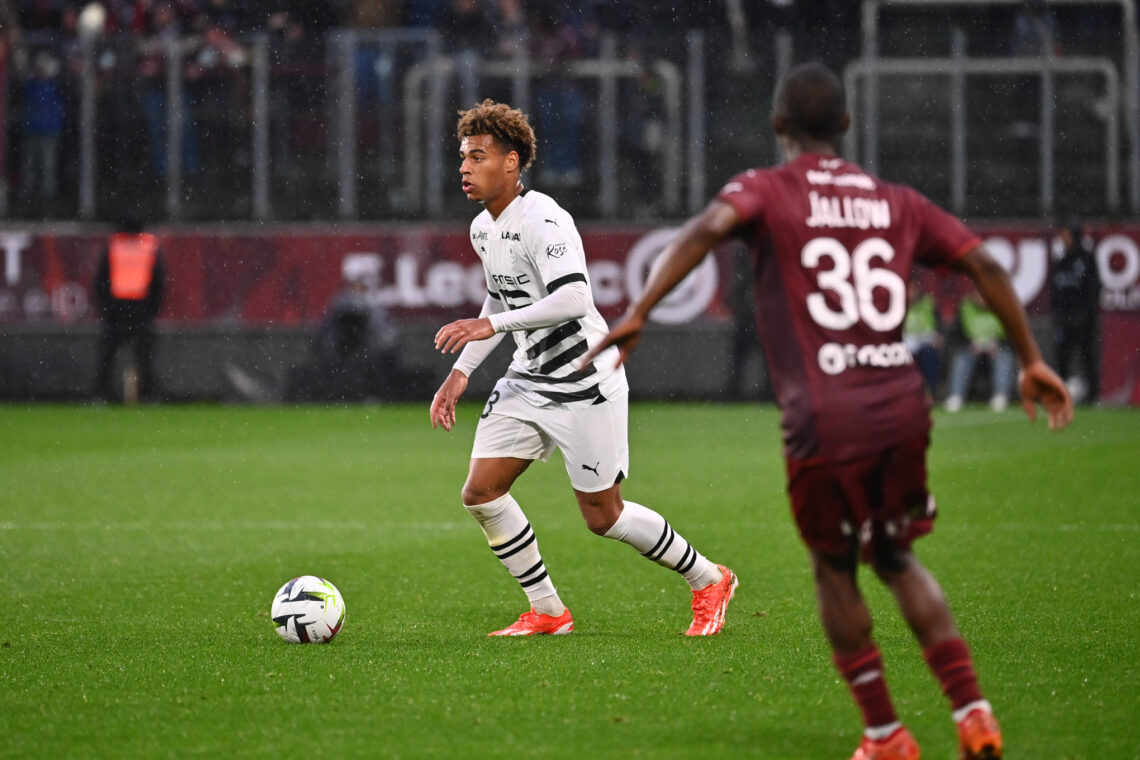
[{"x1": 456, "y1": 99, "x2": 537, "y2": 171}]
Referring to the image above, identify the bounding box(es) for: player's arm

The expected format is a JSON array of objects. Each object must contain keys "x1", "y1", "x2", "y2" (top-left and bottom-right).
[
  {"x1": 951, "y1": 244, "x2": 1074, "y2": 429},
  {"x1": 487, "y1": 280, "x2": 589, "y2": 332},
  {"x1": 434, "y1": 282, "x2": 589, "y2": 354},
  {"x1": 431, "y1": 295, "x2": 506, "y2": 431},
  {"x1": 584, "y1": 199, "x2": 742, "y2": 366}
]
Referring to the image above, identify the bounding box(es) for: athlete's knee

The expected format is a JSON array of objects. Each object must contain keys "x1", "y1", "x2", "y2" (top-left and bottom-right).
[
  {"x1": 871, "y1": 545, "x2": 913, "y2": 581},
  {"x1": 461, "y1": 480, "x2": 509, "y2": 507},
  {"x1": 577, "y1": 489, "x2": 622, "y2": 535},
  {"x1": 813, "y1": 550, "x2": 857, "y2": 581}
]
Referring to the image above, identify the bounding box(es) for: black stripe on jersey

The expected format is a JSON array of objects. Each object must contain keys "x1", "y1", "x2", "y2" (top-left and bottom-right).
[
  {"x1": 506, "y1": 364, "x2": 597, "y2": 385},
  {"x1": 526, "y1": 321, "x2": 582, "y2": 360},
  {"x1": 488, "y1": 289, "x2": 501, "y2": 300},
  {"x1": 538, "y1": 339, "x2": 588, "y2": 374},
  {"x1": 500, "y1": 288, "x2": 531, "y2": 301},
  {"x1": 546, "y1": 272, "x2": 587, "y2": 292},
  {"x1": 535, "y1": 385, "x2": 605, "y2": 404},
  {"x1": 645, "y1": 522, "x2": 675, "y2": 561}
]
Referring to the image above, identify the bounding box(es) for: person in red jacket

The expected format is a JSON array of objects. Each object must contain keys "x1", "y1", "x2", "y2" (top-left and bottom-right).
[{"x1": 94, "y1": 219, "x2": 165, "y2": 402}]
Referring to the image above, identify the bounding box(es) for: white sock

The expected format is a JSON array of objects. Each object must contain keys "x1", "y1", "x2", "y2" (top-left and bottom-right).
[
  {"x1": 603, "y1": 500, "x2": 722, "y2": 590},
  {"x1": 465, "y1": 493, "x2": 564, "y2": 616},
  {"x1": 952, "y1": 699, "x2": 993, "y2": 723},
  {"x1": 864, "y1": 721, "x2": 903, "y2": 741}
]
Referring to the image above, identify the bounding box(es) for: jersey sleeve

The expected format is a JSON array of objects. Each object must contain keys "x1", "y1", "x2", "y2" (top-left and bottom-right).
[
  {"x1": 525, "y1": 215, "x2": 589, "y2": 294},
  {"x1": 910, "y1": 190, "x2": 982, "y2": 267},
  {"x1": 715, "y1": 170, "x2": 766, "y2": 225}
]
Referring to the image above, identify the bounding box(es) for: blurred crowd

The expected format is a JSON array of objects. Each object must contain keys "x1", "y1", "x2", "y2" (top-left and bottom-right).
[{"x1": 0, "y1": 0, "x2": 1130, "y2": 220}]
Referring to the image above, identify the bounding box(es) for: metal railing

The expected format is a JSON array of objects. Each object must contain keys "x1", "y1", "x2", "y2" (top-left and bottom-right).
[
  {"x1": 843, "y1": 52, "x2": 1121, "y2": 215},
  {"x1": 399, "y1": 33, "x2": 684, "y2": 218},
  {"x1": 8, "y1": 13, "x2": 1133, "y2": 222},
  {"x1": 857, "y1": 0, "x2": 1139, "y2": 215}
]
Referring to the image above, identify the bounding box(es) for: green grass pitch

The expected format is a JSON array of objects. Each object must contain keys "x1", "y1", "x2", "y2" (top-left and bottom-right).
[{"x1": 1, "y1": 402, "x2": 1138, "y2": 759}]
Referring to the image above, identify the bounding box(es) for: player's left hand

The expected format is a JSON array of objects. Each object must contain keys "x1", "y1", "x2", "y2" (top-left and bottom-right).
[
  {"x1": 435, "y1": 318, "x2": 495, "y2": 354},
  {"x1": 1018, "y1": 360, "x2": 1075, "y2": 430}
]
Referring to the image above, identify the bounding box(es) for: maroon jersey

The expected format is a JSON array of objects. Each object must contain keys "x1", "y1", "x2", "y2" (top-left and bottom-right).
[{"x1": 716, "y1": 153, "x2": 980, "y2": 463}]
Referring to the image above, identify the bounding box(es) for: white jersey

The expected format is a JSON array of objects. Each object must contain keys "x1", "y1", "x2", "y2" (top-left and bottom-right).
[{"x1": 469, "y1": 189, "x2": 627, "y2": 404}]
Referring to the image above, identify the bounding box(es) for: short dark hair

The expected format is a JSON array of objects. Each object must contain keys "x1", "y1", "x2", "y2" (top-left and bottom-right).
[
  {"x1": 456, "y1": 99, "x2": 537, "y2": 171},
  {"x1": 774, "y1": 63, "x2": 848, "y2": 142}
]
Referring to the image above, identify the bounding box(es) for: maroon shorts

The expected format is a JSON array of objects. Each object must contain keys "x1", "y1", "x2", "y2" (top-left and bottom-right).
[{"x1": 786, "y1": 432, "x2": 937, "y2": 564}]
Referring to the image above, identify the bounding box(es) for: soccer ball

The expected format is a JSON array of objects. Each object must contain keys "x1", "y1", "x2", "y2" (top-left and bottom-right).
[{"x1": 271, "y1": 576, "x2": 346, "y2": 644}]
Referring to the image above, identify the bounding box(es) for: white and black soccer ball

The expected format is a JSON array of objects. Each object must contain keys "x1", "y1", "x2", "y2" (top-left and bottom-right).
[{"x1": 271, "y1": 576, "x2": 346, "y2": 644}]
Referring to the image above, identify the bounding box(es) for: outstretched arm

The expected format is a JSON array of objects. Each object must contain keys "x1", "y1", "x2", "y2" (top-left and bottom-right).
[
  {"x1": 951, "y1": 245, "x2": 1074, "y2": 429},
  {"x1": 583, "y1": 199, "x2": 742, "y2": 367}
]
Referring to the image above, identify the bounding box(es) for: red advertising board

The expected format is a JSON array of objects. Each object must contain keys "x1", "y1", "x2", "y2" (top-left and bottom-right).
[{"x1": 1, "y1": 224, "x2": 1138, "y2": 402}]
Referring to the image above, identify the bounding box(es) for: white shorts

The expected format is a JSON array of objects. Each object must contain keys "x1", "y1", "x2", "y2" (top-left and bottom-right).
[{"x1": 471, "y1": 378, "x2": 630, "y2": 493}]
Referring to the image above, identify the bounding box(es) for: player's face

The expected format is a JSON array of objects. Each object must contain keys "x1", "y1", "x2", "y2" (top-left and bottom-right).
[{"x1": 459, "y1": 134, "x2": 517, "y2": 208}]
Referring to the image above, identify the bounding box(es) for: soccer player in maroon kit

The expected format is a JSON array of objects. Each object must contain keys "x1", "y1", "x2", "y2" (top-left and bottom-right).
[{"x1": 586, "y1": 63, "x2": 1073, "y2": 760}]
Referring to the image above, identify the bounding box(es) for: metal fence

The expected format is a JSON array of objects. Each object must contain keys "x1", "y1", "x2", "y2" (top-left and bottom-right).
[{"x1": 3, "y1": 7, "x2": 1136, "y2": 223}]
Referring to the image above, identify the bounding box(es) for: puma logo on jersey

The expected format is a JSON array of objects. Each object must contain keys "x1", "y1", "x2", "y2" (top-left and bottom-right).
[
  {"x1": 544, "y1": 219, "x2": 559, "y2": 226},
  {"x1": 581, "y1": 461, "x2": 600, "y2": 476}
]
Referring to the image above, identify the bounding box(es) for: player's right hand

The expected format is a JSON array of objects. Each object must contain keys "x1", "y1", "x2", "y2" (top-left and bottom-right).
[
  {"x1": 1018, "y1": 360, "x2": 1074, "y2": 430},
  {"x1": 580, "y1": 311, "x2": 647, "y2": 369},
  {"x1": 430, "y1": 369, "x2": 469, "y2": 431}
]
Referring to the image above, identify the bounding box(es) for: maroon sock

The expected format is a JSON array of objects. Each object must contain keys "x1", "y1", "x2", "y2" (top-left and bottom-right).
[
  {"x1": 923, "y1": 637, "x2": 984, "y2": 710},
  {"x1": 834, "y1": 645, "x2": 898, "y2": 729}
]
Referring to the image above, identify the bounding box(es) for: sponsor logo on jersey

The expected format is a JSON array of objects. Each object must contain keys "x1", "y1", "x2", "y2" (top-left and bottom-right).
[
  {"x1": 501, "y1": 231, "x2": 521, "y2": 241},
  {"x1": 806, "y1": 169, "x2": 877, "y2": 191},
  {"x1": 490, "y1": 272, "x2": 532, "y2": 287},
  {"x1": 546, "y1": 243, "x2": 568, "y2": 258},
  {"x1": 472, "y1": 231, "x2": 489, "y2": 241},
  {"x1": 817, "y1": 341, "x2": 913, "y2": 376}
]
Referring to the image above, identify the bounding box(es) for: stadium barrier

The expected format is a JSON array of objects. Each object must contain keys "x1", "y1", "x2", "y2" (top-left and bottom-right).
[{"x1": 1, "y1": 224, "x2": 1138, "y2": 403}]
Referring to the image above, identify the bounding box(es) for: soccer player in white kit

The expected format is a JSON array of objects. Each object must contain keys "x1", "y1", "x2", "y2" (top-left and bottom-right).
[{"x1": 430, "y1": 99, "x2": 738, "y2": 637}]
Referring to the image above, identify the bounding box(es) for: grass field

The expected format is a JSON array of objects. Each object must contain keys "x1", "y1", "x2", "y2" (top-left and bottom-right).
[{"x1": 1, "y1": 402, "x2": 1138, "y2": 759}]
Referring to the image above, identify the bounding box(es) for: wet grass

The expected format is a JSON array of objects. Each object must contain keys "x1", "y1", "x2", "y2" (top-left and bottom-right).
[{"x1": 1, "y1": 403, "x2": 1137, "y2": 759}]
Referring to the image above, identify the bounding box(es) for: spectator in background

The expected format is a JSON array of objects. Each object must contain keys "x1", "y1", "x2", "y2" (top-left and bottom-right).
[
  {"x1": 284, "y1": 259, "x2": 405, "y2": 403},
  {"x1": 616, "y1": 35, "x2": 665, "y2": 215},
  {"x1": 440, "y1": 0, "x2": 492, "y2": 106},
  {"x1": 945, "y1": 289, "x2": 1016, "y2": 412},
  {"x1": 139, "y1": 1, "x2": 201, "y2": 180},
  {"x1": 405, "y1": 0, "x2": 449, "y2": 27},
  {"x1": 17, "y1": 0, "x2": 63, "y2": 31},
  {"x1": 904, "y1": 277, "x2": 944, "y2": 397},
  {"x1": 1012, "y1": 0, "x2": 1062, "y2": 57},
  {"x1": 490, "y1": 0, "x2": 527, "y2": 61},
  {"x1": 1010, "y1": 0, "x2": 1062, "y2": 139},
  {"x1": 94, "y1": 219, "x2": 165, "y2": 403},
  {"x1": 18, "y1": 48, "x2": 65, "y2": 217},
  {"x1": 530, "y1": 4, "x2": 585, "y2": 186},
  {"x1": 1050, "y1": 219, "x2": 1101, "y2": 404}
]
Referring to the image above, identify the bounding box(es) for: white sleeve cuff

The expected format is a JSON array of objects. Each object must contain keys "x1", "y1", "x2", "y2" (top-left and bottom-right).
[{"x1": 452, "y1": 295, "x2": 506, "y2": 376}]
